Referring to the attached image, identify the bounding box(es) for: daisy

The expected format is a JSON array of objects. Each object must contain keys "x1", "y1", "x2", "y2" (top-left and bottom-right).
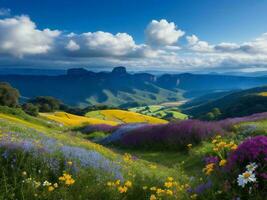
[{"x1": 237, "y1": 171, "x2": 256, "y2": 187}]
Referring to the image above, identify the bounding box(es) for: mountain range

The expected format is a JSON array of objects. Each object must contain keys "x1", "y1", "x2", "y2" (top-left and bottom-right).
[{"x1": 1, "y1": 66, "x2": 267, "y2": 107}]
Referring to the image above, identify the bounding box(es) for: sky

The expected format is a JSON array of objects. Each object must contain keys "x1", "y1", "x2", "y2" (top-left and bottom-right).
[{"x1": 0, "y1": 0, "x2": 267, "y2": 72}]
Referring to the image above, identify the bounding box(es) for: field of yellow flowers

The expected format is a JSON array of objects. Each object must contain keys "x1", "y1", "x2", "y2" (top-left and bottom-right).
[
  {"x1": 0, "y1": 107, "x2": 266, "y2": 200},
  {"x1": 86, "y1": 109, "x2": 168, "y2": 124}
]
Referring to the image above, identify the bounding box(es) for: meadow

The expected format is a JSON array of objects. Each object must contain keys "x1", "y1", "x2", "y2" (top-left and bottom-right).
[{"x1": 0, "y1": 106, "x2": 266, "y2": 200}]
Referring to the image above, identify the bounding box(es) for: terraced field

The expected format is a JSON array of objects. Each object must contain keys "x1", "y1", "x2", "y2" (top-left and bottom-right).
[{"x1": 86, "y1": 109, "x2": 168, "y2": 124}]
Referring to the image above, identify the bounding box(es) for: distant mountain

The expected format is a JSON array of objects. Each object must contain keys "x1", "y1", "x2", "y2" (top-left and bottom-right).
[
  {"x1": 1, "y1": 66, "x2": 267, "y2": 107},
  {"x1": 183, "y1": 86, "x2": 267, "y2": 118}
]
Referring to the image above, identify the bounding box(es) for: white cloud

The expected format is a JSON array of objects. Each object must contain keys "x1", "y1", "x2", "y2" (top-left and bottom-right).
[
  {"x1": 0, "y1": 13, "x2": 267, "y2": 73},
  {"x1": 186, "y1": 34, "x2": 213, "y2": 52},
  {"x1": 66, "y1": 40, "x2": 80, "y2": 51},
  {"x1": 145, "y1": 19, "x2": 185, "y2": 46},
  {"x1": 0, "y1": 15, "x2": 60, "y2": 57},
  {"x1": 0, "y1": 8, "x2": 10, "y2": 16},
  {"x1": 80, "y1": 31, "x2": 137, "y2": 56}
]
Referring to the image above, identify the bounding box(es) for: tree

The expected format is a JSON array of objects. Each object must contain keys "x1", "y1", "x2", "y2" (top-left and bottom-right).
[
  {"x1": 29, "y1": 96, "x2": 62, "y2": 112},
  {"x1": 0, "y1": 82, "x2": 20, "y2": 107},
  {"x1": 212, "y1": 108, "x2": 222, "y2": 118},
  {"x1": 22, "y1": 103, "x2": 39, "y2": 116}
]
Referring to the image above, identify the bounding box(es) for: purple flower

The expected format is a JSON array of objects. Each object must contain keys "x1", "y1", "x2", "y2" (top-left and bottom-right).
[{"x1": 227, "y1": 136, "x2": 267, "y2": 170}]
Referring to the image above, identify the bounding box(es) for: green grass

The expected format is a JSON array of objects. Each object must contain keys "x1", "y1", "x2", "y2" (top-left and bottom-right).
[{"x1": 129, "y1": 105, "x2": 188, "y2": 120}]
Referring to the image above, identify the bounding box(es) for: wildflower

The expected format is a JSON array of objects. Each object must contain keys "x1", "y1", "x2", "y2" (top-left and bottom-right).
[
  {"x1": 156, "y1": 188, "x2": 164, "y2": 195},
  {"x1": 107, "y1": 181, "x2": 113, "y2": 187},
  {"x1": 125, "y1": 180, "x2": 132, "y2": 188},
  {"x1": 118, "y1": 186, "x2": 128, "y2": 193},
  {"x1": 48, "y1": 186, "x2": 55, "y2": 192},
  {"x1": 59, "y1": 173, "x2": 75, "y2": 186},
  {"x1": 166, "y1": 189, "x2": 173, "y2": 196},
  {"x1": 43, "y1": 181, "x2": 52, "y2": 187},
  {"x1": 123, "y1": 153, "x2": 133, "y2": 163},
  {"x1": 115, "y1": 179, "x2": 120, "y2": 186},
  {"x1": 150, "y1": 186, "x2": 157, "y2": 191},
  {"x1": 219, "y1": 159, "x2": 227, "y2": 167},
  {"x1": 246, "y1": 163, "x2": 257, "y2": 172},
  {"x1": 187, "y1": 144, "x2": 193, "y2": 149},
  {"x1": 237, "y1": 171, "x2": 256, "y2": 187},
  {"x1": 167, "y1": 177, "x2": 174, "y2": 182},
  {"x1": 22, "y1": 171, "x2": 27, "y2": 176},
  {"x1": 203, "y1": 163, "x2": 215, "y2": 175},
  {"x1": 67, "y1": 161, "x2": 73, "y2": 166},
  {"x1": 53, "y1": 183, "x2": 58, "y2": 188},
  {"x1": 164, "y1": 182, "x2": 173, "y2": 188},
  {"x1": 150, "y1": 194, "x2": 157, "y2": 200},
  {"x1": 231, "y1": 144, "x2": 238, "y2": 150}
]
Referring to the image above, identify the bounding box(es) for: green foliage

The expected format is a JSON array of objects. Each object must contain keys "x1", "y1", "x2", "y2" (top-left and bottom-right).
[
  {"x1": 0, "y1": 82, "x2": 20, "y2": 107},
  {"x1": 22, "y1": 103, "x2": 39, "y2": 116},
  {"x1": 29, "y1": 96, "x2": 62, "y2": 112}
]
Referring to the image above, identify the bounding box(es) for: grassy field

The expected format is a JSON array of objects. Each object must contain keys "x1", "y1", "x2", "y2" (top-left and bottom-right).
[
  {"x1": 40, "y1": 111, "x2": 118, "y2": 126},
  {"x1": 129, "y1": 105, "x2": 188, "y2": 120},
  {"x1": 0, "y1": 107, "x2": 266, "y2": 199},
  {"x1": 86, "y1": 109, "x2": 168, "y2": 124}
]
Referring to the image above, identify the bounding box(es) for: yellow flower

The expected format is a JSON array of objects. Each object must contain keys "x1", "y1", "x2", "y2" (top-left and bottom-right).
[
  {"x1": 219, "y1": 159, "x2": 227, "y2": 167},
  {"x1": 150, "y1": 194, "x2": 157, "y2": 200},
  {"x1": 164, "y1": 182, "x2": 173, "y2": 188},
  {"x1": 125, "y1": 181, "x2": 132, "y2": 188},
  {"x1": 107, "y1": 182, "x2": 113, "y2": 187},
  {"x1": 22, "y1": 171, "x2": 27, "y2": 176},
  {"x1": 150, "y1": 186, "x2": 157, "y2": 191},
  {"x1": 231, "y1": 144, "x2": 238, "y2": 150},
  {"x1": 166, "y1": 189, "x2": 173, "y2": 196},
  {"x1": 156, "y1": 188, "x2": 164, "y2": 195},
  {"x1": 203, "y1": 163, "x2": 215, "y2": 175},
  {"x1": 167, "y1": 177, "x2": 174, "y2": 182},
  {"x1": 67, "y1": 161, "x2": 73, "y2": 166},
  {"x1": 187, "y1": 143, "x2": 193, "y2": 149},
  {"x1": 48, "y1": 186, "x2": 55, "y2": 192},
  {"x1": 118, "y1": 186, "x2": 128, "y2": 193},
  {"x1": 212, "y1": 139, "x2": 217, "y2": 144},
  {"x1": 53, "y1": 183, "x2": 58, "y2": 188},
  {"x1": 115, "y1": 179, "x2": 121, "y2": 186}
]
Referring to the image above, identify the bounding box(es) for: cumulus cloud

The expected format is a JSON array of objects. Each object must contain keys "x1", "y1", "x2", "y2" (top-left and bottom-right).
[
  {"x1": 0, "y1": 15, "x2": 60, "y2": 57},
  {"x1": 82, "y1": 31, "x2": 136, "y2": 56},
  {"x1": 186, "y1": 34, "x2": 213, "y2": 52},
  {"x1": 145, "y1": 19, "x2": 185, "y2": 46},
  {"x1": 0, "y1": 8, "x2": 10, "y2": 16},
  {"x1": 0, "y1": 13, "x2": 267, "y2": 73},
  {"x1": 66, "y1": 40, "x2": 80, "y2": 51}
]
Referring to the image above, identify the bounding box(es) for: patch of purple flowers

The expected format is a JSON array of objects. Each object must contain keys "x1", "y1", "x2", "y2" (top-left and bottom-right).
[
  {"x1": 227, "y1": 135, "x2": 267, "y2": 170},
  {"x1": 82, "y1": 124, "x2": 119, "y2": 134},
  {"x1": 116, "y1": 120, "x2": 225, "y2": 150}
]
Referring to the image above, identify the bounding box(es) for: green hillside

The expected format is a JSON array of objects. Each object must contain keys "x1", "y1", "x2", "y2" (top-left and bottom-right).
[
  {"x1": 183, "y1": 85, "x2": 267, "y2": 119},
  {"x1": 129, "y1": 105, "x2": 188, "y2": 120}
]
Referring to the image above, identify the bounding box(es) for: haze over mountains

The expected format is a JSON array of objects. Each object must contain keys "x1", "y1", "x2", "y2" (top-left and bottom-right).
[{"x1": 1, "y1": 66, "x2": 267, "y2": 107}]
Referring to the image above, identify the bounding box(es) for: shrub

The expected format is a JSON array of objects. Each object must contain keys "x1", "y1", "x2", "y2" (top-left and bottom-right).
[
  {"x1": 0, "y1": 82, "x2": 20, "y2": 107},
  {"x1": 22, "y1": 103, "x2": 39, "y2": 116}
]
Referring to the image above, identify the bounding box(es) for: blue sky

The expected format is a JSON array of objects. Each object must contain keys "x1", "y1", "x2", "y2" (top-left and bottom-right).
[{"x1": 0, "y1": 0, "x2": 267, "y2": 72}]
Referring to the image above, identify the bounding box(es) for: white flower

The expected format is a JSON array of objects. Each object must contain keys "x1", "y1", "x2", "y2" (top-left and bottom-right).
[
  {"x1": 43, "y1": 180, "x2": 52, "y2": 186},
  {"x1": 237, "y1": 171, "x2": 257, "y2": 187},
  {"x1": 246, "y1": 162, "x2": 257, "y2": 172}
]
